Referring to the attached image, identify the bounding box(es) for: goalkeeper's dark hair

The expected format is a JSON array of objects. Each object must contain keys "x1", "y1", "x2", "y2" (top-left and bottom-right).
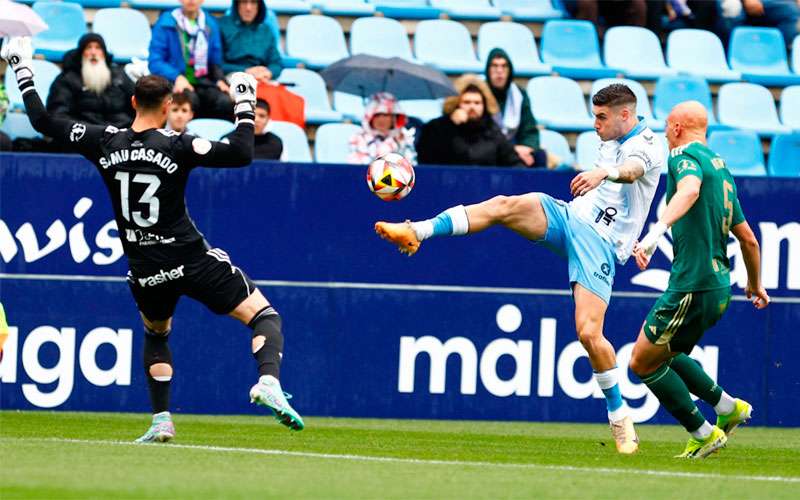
[
  {"x1": 592, "y1": 83, "x2": 637, "y2": 109},
  {"x1": 135, "y1": 75, "x2": 173, "y2": 111}
]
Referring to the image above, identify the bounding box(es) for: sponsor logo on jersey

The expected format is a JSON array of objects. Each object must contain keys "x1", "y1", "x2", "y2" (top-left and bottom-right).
[
  {"x1": 595, "y1": 206, "x2": 617, "y2": 226},
  {"x1": 136, "y1": 265, "x2": 185, "y2": 287}
]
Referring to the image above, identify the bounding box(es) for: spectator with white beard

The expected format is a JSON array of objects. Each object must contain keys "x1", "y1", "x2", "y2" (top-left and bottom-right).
[{"x1": 46, "y1": 34, "x2": 135, "y2": 129}]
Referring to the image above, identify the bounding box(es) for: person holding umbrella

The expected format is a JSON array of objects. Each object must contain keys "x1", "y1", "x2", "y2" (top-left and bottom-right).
[{"x1": 347, "y1": 92, "x2": 416, "y2": 165}]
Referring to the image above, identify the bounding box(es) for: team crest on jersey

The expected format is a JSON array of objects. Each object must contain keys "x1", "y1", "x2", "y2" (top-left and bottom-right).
[
  {"x1": 677, "y1": 159, "x2": 697, "y2": 174},
  {"x1": 192, "y1": 138, "x2": 212, "y2": 155},
  {"x1": 69, "y1": 123, "x2": 86, "y2": 142}
]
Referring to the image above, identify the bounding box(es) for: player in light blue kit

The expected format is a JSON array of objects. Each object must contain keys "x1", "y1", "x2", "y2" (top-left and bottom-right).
[{"x1": 376, "y1": 84, "x2": 664, "y2": 453}]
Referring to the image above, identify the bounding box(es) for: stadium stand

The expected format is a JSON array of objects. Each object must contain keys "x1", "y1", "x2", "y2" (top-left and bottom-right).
[
  {"x1": 728, "y1": 27, "x2": 800, "y2": 87},
  {"x1": 314, "y1": 0, "x2": 376, "y2": 16},
  {"x1": 540, "y1": 20, "x2": 618, "y2": 79},
  {"x1": 414, "y1": 19, "x2": 484, "y2": 74},
  {"x1": 780, "y1": 86, "x2": 800, "y2": 129},
  {"x1": 603, "y1": 26, "x2": 677, "y2": 80},
  {"x1": 186, "y1": 118, "x2": 236, "y2": 141},
  {"x1": 538, "y1": 129, "x2": 574, "y2": 168},
  {"x1": 370, "y1": 0, "x2": 442, "y2": 20},
  {"x1": 269, "y1": 0, "x2": 314, "y2": 14},
  {"x1": 793, "y1": 35, "x2": 800, "y2": 73},
  {"x1": 575, "y1": 131, "x2": 600, "y2": 170},
  {"x1": 666, "y1": 29, "x2": 741, "y2": 83},
  {"x1": 653, "y1": 74, "x2": 718, "y2": 126},
  {"x1": 708, "y1": 130, "x2": 767, "y2": 176},
  {"x1": 127, "y1": 0, "x2": 183, "y2": 8},
  {"x1": 398, "y1": 98, "x2": 442, "y2": 123},
  {"x1": 333, "y1": 91, "x2": 364, "y2": 122},
  {"x1": 527, "y1": 76, "x2": 593, "y2": 131},
  {"x1": 270, "y1": 120, "x2": 313, "y2": 162},
  {"x1": 349, "y1": 17, "x2": 416, "y2": 61},
  {"x1": 492, "y1": 0, "x2": 564, "y2": 21},
  {"x1": 0, "y1": 112, "x2": 43, "y2": 140},
  {"x1": 718, "y1": 83, "x2": 790, "y2": 136},
  {"x1": 430, "y1": 0, "x2": 502, "y2": 21},
  {"x1": 66, "y1": 0, "x2": 122, "y2": 7},
  {"x1": 286, "y1": 15, "x2": 349, "y2": 69},
  {"x1": 767, "y1": 133, "x2": 800, "y2": 176},
  {"x1": 5, "y1": 59, "x2": 61, "y2": 111},
  {"x1": 278, "y1": 68, "x2": 344, "y2": 124},
  {"x1": 314, "y1": 122, "x2": 361, "y2": 163},
  {"x1": 92, "y1": 8, "x2": 151, "y2": 63},
  {"x1": 477, "y1": 22, "x2": 552, "y2": 77},
  {"x1": 32, "y1": 1, "x2": 88, "y2": 61},
  {"x1": 590, "y1": 78, "x2": 665, "y2": 131}
]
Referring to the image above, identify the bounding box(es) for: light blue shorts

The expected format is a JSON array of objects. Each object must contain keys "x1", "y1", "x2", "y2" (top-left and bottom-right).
[{"x1": 536, "y1": 194, "x2": 616, "y2": 304}]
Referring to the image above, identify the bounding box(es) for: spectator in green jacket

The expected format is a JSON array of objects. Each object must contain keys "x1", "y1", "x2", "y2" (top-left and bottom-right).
[
  {"x1": 484, "y1": 48, "x2": 547, "y2": 168},
  {"x1": 218, "y1": 0, "x2": 282, "y2": 84}
]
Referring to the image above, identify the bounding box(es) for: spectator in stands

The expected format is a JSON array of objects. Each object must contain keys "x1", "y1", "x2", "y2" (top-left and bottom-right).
[
  {"x1": 484, "y1": 48, "x2": 547, "y2": 168},
  {"x1": 736, "y1": 0, "x2": 800, "y2": 47},
  {"x1": 219, "y1": 0, "x2": 282, "y2": 84},
  {"x1": 562, "y1": 0, "x2": 647, "y2": 34},
  {"x1": 47, "y1": 34, "x2": 135, "y2": 128},
  {"x1": 149, "y1": 0, "x2": 232, "y2": 120},
  {"x1": 166, "y1": 91, "x2": 194, "y2": 133},
  {"x1": 0, "y1": 83, "x2": 10, "y2": 151},
  {"x1": 416, "y1": 75, "x2": 523, "y2": 167},
  {"x1": 348, "y1": 92, "x2": 416, "y2": 166},
  {"x1": 224, "y1": 98, "x2": 282, "y2": 160}
]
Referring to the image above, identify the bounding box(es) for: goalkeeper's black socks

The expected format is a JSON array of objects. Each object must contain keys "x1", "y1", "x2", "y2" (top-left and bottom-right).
[{"x1": 249, "y1": 306, "x2": 284, "y2": 379}]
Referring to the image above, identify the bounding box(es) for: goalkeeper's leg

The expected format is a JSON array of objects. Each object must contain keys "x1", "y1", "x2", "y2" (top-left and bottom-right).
[{"x1": 136, "y1": 318, "x2": 175, "y2": 443}]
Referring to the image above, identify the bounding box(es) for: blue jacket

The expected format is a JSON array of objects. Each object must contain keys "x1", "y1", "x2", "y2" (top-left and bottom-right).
[{"x1": 148, "y1": 9, "x2": 224, "y2": 83}]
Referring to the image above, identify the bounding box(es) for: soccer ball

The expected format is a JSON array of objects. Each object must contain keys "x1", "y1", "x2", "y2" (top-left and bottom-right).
[{"x1": 366, "y1": 153, "x2": 415, "y2": 201}]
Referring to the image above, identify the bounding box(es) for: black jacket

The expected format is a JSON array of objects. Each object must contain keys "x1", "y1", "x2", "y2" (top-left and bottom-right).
[
  {"x1": 417, "y1": 115, "x2": 523, "y2": 167},
  {"x1": 224, "y1": 130, "x2": 283, "y2": 160},
  {"x1": 46, "y1": 48, "x2": 135, "y2": 128}
]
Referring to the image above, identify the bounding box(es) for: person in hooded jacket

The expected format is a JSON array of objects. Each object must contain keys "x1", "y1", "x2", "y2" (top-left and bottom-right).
[
  {"x1": 484, "y1": 48, "x2": 548, "y2": 168},
  {"x1": 348, "y1": 92, "x2": 416, "y2": 165},
  {"x1": 416, "y1": 74, "x2": 523, "y2": 167},
  {"x1": 46, "y1": 33, "x2": 135, "y2": 128},
  {"x1": 218, "y1": 0, "x2": 282, "y2": 84}
]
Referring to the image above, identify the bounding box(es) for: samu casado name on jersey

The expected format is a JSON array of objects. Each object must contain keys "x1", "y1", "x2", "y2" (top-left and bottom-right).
[{"x1": 98, "y1": 148, "x2": 180, "y2": 174}]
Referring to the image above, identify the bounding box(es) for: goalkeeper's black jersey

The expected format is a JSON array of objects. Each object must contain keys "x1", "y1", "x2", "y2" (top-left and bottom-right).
[{"x1": 22, "y1": 89, "x2": 254, "y2": 264}]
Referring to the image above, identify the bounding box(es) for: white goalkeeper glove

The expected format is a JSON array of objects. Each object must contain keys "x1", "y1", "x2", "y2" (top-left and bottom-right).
[
  {"x1": 1, "y1": 37, "x2": 34, "y2": 89},
  {"x1": 228, "y1": 72, "x2": 257, "y2": 122},
  {"x1": 637, "y1": 221, "x2": 669, "y2": 258}
]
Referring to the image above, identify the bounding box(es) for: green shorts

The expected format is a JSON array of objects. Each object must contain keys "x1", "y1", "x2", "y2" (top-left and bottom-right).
[{"x1": 643, "y1": 288, "x2": 731, "y2": 354}]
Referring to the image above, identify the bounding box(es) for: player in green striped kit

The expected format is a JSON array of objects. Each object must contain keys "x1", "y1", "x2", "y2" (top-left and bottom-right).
[{"x1": 629, "y1": 101, "x2": 770, "y2": 458}]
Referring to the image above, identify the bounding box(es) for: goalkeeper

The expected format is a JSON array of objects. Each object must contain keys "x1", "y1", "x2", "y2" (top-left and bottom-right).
[{"x1": 1, "y1": 37, "x2": 304, "y2": 442}]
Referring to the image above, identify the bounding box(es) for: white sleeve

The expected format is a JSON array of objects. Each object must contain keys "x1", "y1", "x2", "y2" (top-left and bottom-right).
[{"x1": 625, "y1": 138, "x2": 661, "y2": 172}]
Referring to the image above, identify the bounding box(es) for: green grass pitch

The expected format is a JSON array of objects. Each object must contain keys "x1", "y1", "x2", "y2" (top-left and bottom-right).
[{"x1": 1, "y1": 411, "x2": 798, "y2": 499}]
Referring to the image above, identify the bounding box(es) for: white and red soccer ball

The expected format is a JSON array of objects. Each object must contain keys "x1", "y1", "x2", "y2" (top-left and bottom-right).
[{"x1": 366, "y1": 153, "x2": 415, "y2": 201}]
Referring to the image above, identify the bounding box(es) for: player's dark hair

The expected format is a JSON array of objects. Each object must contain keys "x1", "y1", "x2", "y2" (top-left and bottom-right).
[
  {"x1": 171, "y1": 90, "x2": 193, "y2": 110},
  {"x1": 135, "y1": 75, "x2": 173, "y2": 111},
  {"x1": 256, "y1": 98, "x2": 271, "y2": 114},
  {"x1": 592, "y1": 83, "x2": 637, "y2": 108},
  {"x1": 461, "y1": 83, "x2": 485, "y2": 103}
]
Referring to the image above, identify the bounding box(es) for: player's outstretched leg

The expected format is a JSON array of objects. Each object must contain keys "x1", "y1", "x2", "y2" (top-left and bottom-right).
[
  {"x1": 136, "y1": 324, "x2": 176, "y2": 443},
  {"x1": 668, "y1": 353, "x2": 752, "y2": 436},
  {"x1": 375, "y1": 194, "x2": 548, "y2": 256}
]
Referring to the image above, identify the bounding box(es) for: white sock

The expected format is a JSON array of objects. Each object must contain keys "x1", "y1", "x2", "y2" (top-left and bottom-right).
[
  {"x1": 714, "y1": 391, "x2": 736, "y2": 415},
  {"x1": 690, "y1": 420, "x2": 713, "y2": 439},
  {"x1": 444, "y1": 205, "x2": 470, "y2": 235},
  {"x1": 411, "y1": 220, "x2": 434, "y2": 241},
  {"x1": 607, "y1": 403, "x2": 629, "y2": 422}
]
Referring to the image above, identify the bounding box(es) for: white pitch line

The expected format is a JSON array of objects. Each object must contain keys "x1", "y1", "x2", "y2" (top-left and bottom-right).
[{"x1": 2, "y1": 437, "x2": 799, "y2": 484}]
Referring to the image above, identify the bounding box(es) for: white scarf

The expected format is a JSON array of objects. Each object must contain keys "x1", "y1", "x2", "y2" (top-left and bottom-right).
[
  {"x1": 497, "y1": 83, "x2": 523, "y2": 140},
  {"x1": 172, "y1": 8, "x2": 209, "y2": 78}
]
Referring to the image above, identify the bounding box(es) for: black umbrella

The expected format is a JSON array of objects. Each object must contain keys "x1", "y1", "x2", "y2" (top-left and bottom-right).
[{"x1": 320, "y1": 54, "x2": 455, "y2": 100}]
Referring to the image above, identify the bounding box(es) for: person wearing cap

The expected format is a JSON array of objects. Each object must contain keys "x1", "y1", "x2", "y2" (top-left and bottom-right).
[
  {"x1": 347, "y1": 92, "x2": 416, "y2": 165},
  {"x1": 47, "y1": 33, "x2": 135, "y2": 128}
]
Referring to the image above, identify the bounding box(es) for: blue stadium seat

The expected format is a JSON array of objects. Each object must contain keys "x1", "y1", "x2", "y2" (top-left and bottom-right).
[
  {"x1": 575, "y1": 131, "x2": 600, "y2": 170},
  {"x1": 729, "y1": 27, "x2": 800, "y2": 86},
  {"x1": 708, "y1": 130, "x2": 766, "y2": 176},
  {"x1": 186, "y1": 118, "x2": 236, "y2": 141},
  {"x1": 32, "y1": 1, "x2": 88, "y2": 61},
  {"x1": 5, "y1": 59, "x2": 61, "y2": 111},
  {"x1": 718, "y1": 83, "x2": 790, "y2": 136},
  {"x1": 666, "y1": 29, "x2": 741, "y2": 83},
  {"x1": 399, "y1": 99, "x2": 442, "y2": 122},
  {"x1": 590, "y1": 78, "x2": 665, "y2": 131},
  {"x1": 333, "y1": 92, "x2": 366, "y2": 122},
  {"x1": 538, "y1": 129, "x2": 574, "y2": 168},
  {"x1": 430, "y1": 0, "x2": 501, "y2": 21},
  {"x1": 653, "y1": 75, "x2": 718, "y2": 126},
  {"x1": 264, "y1": 9, "x2": 302, "y2": 69},
  {"x1": 128, "y1": 0, "x2": 181, "y2": 9},
  {"x1": 92, "y1": 8, "x2": 151, "y2": 63},
  {"x1": 0, "y1": 113, "x2": 42, "y2": 140},
  {"x1": 270, "y1": 121, "x2": 312, "y2": 162},
  {"x1": 540, "y1": 20, "x2": 619, "y2": 79},
  {"x1": 492, "y1": 0, "x2": 564, "y2": 21},
  {"x1": 350, "y1": 17, "x2": 415, "y2": 62},
  {"x1": 313, "y1": 0, "x2": 375, "y2": 16},
  {"x1": 314, "y1": 123, "x2": 361, "y2": 163},
  {"x1": 65, "y1": 0, "x2": 121, "y2": 8},
  {"x1": 414, "y1": 20, "x2": 484, "y2": 74},
  {"x1": 370, "y1": 0, "x2": 442, "y2": 19},
  {"x1": 603, "y1": 26, "x2": 677, "y2": 80},
  {"x1": 767, "y1": 132, "x2": 800, "y2": 176},
  {"x1": 780, "y1": 86, "x2": 800, "y2": 129},
  {"x1": 286, "y1": 15, "x2": 349, "y2": 69},
  {"x1": 793, "y1": 35, "x2": 800, "y2": 73},
  {"x1": 477, "y1": 22, "x2": 552, "y2": 77},
  {"x1": 527, "y1": 77, "x2": 593, "y2": 131},
  {"x1": 268, "y1": 0, "x2": 313, "y2": 14},
  {"x1": 278, "y1": 68, "x2": 343, "y2": 125}
]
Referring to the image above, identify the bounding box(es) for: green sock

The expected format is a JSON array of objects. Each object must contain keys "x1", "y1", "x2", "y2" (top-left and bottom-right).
[
  {"x1": 670, "y1": 353, "x2": 724, "y2": 407},
  {"x1": 639, "y1": 362, "x2": 706, "y2": 432}
]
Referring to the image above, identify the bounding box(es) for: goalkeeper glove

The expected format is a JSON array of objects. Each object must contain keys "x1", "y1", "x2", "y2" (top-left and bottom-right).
[
  {"x1": 0, "y1": 37, "x2": 34, "y2": 92},
  {"x1": 228, "y1": 72, "x2": 257, "y2": 124}
]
